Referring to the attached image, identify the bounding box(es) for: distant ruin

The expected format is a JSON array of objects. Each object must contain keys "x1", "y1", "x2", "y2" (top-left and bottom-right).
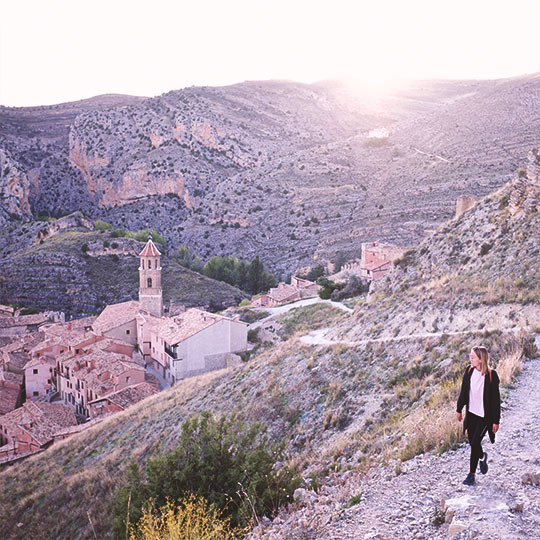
[{"x1": 455, "y1": 195, "x2": 478, "y2": 219}]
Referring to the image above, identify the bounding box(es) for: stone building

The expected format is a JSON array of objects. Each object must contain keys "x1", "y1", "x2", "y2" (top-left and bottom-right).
[
  {"x1": 251, "y1": 277, "x2": 320, "y2": 307},
  {"x1": 146, "y1": 308, "x2": 247, "y2": 383},
  {"x1": 360, "y1": 242, "x2": 405, "y2": 281}
]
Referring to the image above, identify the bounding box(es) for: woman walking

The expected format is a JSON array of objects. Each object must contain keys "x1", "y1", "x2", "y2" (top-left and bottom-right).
[{"x1": 456, "y1": 346, "x2": 501, "y2": 485}]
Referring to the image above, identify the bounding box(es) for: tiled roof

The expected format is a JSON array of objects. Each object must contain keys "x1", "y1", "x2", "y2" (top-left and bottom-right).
[
  {"x1": 0, "y1": 332, "x2": 46, "y2": 355},
  {"x1": 139, "y1": 238, "x2": 161, "y2": 257},
  {"x1": 0, "y1": 304, "x2": 14, "y2": 316},
  {"x1": 0, "y1": 314, "x2": 49, "y2": 329},
  {"x1": 269, "y1": 284, "x2": 299, "y2": 303},
  {"x1": 89, "y1": 382, "x2": 158, "y2": 410},
  {"x1": 155, "y1": 308, "x2": 245, "y2": 346},
  {"x1": 0, "y1": 386, "x2": 20, "y2": 416},
  {"x1": 293, "y1": 277, "x2": 318, "y2": 288},
  {"x1": 5, "y1": 352, "x2": 31, "y2": 371},
  {"x1": 62, "y1": 348, "x2": 144, "y2": 397},
  {"x1": 92, "y1": 300, "x2": 140, "y2": 335},
  {"x1": 0, "y1": 401, "x2": 77, "y2": 446},
  {"x1": 0, "y1": 369, "x2": 24, "y2": 386}
]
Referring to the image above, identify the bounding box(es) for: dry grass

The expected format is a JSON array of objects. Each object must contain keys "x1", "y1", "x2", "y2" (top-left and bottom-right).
[
  {"x1": 129, "y1": 495, "x2": 245, "y2": 540},
  {"x1": 495, "y1": 332, "x2": 537, "y2": 386}
]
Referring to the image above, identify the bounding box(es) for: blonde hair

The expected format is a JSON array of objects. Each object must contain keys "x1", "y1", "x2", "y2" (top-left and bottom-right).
[{"x1": 472, "y1": 346, "x2": 490, "y2": 376}]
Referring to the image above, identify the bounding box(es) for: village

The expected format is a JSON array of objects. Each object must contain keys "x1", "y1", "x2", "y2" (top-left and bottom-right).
[{"x1": 0, "y1": 235, "x2": 402, "y2": 466}]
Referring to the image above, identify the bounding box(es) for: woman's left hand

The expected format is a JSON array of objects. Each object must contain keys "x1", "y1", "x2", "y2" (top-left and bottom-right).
[{"x1": 493, "y1": 424, "x2": 499, "y2": 433}]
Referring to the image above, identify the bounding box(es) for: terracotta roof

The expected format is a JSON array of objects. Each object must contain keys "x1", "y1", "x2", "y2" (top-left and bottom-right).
[
  {"x1": 139, "y1": 238, "x2": 161, "y2": 257},
  {"x1": 4, "y1": 352, "x2": 31, "y2": 371},
  {"x1": 0, "y1": 386, "x2": 20, "y2": 416},
  {"x1": 0, "y1": 401, "x2": 77, "y2": 447},
  {"x1": 89, "y1": 382, "x2": 158, "y2": 410},
  {"x1": 269, "y1": 283, "x2": 299, "y2": 303},
  {"x1": 0, "y1": 314, "x2": 49, "y2": 329},
  {"x1": 0, "y1": 304, "x2": 14, "y2": 316},
  {"x1": 293, "y1": 277, "x2": 318, "y2": 288},
  {"x1": 0, "y1": 332, "x2": 46, "y2": 355},
  {"x1": 92, "y1": 300, "x2": 140, "y2": 335},
  {"x1": 61, "y1": 348, "x2": 144, "y2": 397},
  {"x1": 155, "y1": 308, "x2": 245, "y2": 346}
]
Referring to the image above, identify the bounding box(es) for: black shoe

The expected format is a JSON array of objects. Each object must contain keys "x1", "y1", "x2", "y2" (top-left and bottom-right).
[
  {"x1": 480, "y1": 452, "x2": 488, "y2": 474},
  {"x1": 463, "y1": 473, "x2": 475, "y2": 485}
]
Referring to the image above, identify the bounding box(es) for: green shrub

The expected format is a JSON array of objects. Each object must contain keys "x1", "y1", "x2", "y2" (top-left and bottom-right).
[
  {"x1": 112, "y1": 413, "x2": 299, "y2": 537},
  {"x1": 81, "y1": 243, "x2": 89, "y2": 253},
  {"x1": 111, "y1": 229, "x2": 128, "y2": 238},
  {"x1": 94, "y1": 219, "x2": 113, "y2": 231}
]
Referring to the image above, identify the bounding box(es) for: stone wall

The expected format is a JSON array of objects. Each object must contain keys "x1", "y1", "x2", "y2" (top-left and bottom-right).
[{"x1": 455, "y1": 195, "x2": 478, "y2": 218}]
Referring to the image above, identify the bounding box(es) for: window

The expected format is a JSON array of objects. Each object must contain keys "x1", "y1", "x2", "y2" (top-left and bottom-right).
[
  {"x1": 126, "y1": 376, "x2": 131, "y2": 383},
  {"x1": 126, "y1": 329, "x2": 130, "y2": 335},
  {"x1": 147, "y1": 277, "x2": 152, "y2": 288},
  {"x1": 47, "y1": 379, "x2": 51, "y2": 384},
  {"x1": 142, "y1": 259, "x2": 144, "y2": 269},
  {"x1": 33, "y1": 391, "x2": 39, "y2": 397},
  {"x1": 148, "y1": 259, "x2": 152, "y2": 269},
  {"x1": 33, "y1": 369, "x2": 38, "y2": 375}
]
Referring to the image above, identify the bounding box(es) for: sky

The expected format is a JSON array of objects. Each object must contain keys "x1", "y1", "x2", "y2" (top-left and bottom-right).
[{"x1": 1, "y1": 0, "x2": 539, "y2": 107}]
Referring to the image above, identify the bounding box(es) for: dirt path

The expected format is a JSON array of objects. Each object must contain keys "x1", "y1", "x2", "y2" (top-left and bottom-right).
[
  {"x1": 251, "y1": 341, "x2": 540, "y2": 539},
  {"x1": 300, "y1": 326, "x2": 524, "y2": 347}
]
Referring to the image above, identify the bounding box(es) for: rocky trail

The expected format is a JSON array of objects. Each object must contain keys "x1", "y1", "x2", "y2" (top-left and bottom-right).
[
  {"x1": 299, "y1": 326, "x2": 525, "y2": 347},
  {"x1": 251, "y1": 338, "x2": 540, "y2": 539}
]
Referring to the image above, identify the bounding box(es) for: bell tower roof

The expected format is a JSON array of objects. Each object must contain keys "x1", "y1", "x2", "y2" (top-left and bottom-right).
[{"x1": 139, "y1": 235, "x2": 161, "y2": 257}]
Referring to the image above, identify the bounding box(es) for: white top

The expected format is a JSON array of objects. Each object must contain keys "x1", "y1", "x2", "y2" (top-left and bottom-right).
[{"x1": 469, "y1": 368, "x2": 485, "y2": 417}]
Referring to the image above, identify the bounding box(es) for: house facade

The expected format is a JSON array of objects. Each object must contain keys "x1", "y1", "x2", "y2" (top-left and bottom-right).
[{"x1": 148, "y1": 308, "x2": 247, "y2": 383}]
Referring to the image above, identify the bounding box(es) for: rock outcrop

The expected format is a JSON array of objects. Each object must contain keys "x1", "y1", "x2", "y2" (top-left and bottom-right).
[
  {"x1": 509, "y1": 146, "x2": 540, "y2": 215},
  {"x1": 0, "y1": 148, "x2": 32, "y2": 225}
]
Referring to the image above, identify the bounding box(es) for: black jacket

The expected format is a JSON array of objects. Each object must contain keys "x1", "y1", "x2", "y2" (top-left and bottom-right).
[{"x1": 457, "y1": 366, "x2": 501, "y2": 443}]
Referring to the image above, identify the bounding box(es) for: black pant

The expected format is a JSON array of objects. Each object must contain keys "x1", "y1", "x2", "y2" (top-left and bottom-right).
[{"x1": 466, "y1": 412, "x2": 488, "y2": 474}]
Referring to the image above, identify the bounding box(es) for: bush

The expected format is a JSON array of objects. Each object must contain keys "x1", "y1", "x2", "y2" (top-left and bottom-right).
[
  {"x1": 94, "y1": 219, "x2": 113, "y2": 231},
  {"x1": 111, "y1": 229, "x2": 128, "y2": 238},
  {"x1": 112, "y1": 413, "x2": 300, "y2": 537},
  {"x1": 81, "y1": 243, "x2": 89, "y2": 253},
  {"x1": 129, "y1": 495, "x2": 243, "y2": 540}
]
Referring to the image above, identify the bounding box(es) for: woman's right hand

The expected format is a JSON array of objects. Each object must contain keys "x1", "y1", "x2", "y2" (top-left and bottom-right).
[{"x1": 457, "y1": 412, "x2": 462, "y2": 422}]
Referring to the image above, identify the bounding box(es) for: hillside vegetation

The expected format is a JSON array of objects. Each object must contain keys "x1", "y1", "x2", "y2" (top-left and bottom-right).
[{"x1": 0, "y1": 228, "x2": 247, "y2": 316}]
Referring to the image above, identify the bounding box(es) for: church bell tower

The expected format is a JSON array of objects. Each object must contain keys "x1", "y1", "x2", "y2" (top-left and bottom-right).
[{"x1": 138, "y1": 233, "x2": 163, "y2": 317}]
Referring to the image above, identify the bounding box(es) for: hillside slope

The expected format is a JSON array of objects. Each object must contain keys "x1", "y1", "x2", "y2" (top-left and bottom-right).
[
  {"x1": 0, "y1": 224, "x2": 247, "y2": 317},
  {"x1": 0, "y1": 164, "x2": 538, "y2": 538}
]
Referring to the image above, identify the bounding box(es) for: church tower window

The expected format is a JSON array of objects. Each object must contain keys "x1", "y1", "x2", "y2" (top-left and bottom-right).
[{"x1": 147, "y1": 278, "x2": 152, "y2": 288}]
